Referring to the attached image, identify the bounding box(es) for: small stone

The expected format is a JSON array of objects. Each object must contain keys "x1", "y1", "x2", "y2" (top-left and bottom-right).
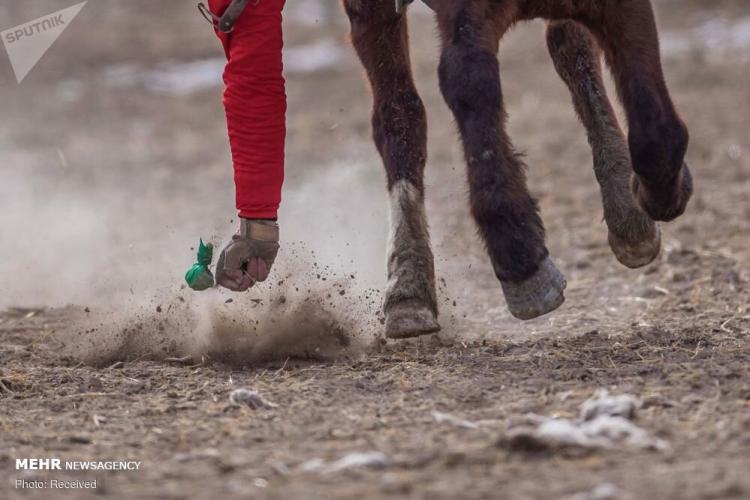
[{"x1": 229, "y1": 388, "x2": 277, "y2": 409}]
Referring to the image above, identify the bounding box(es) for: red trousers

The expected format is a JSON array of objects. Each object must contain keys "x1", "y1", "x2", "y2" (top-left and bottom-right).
[{"x1": 209, "y1": 0, "x2": 286, "y2": 220}]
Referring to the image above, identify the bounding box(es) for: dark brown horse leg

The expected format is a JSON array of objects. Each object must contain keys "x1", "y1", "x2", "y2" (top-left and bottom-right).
[
  {"x1": 586, "y1": 0, "x2": 692, "y2": 222},
  {"x1": 344, "y1": 0, "x2": 439, "y2": 339},
  {"x1": 436, "y1": 2, "x2": 565, "y2": 320},
  {"x1": 546, "y1": 21, "x2": 660, "y2": 268}
]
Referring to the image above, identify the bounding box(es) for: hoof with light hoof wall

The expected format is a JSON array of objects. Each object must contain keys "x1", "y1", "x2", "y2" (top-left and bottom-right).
[{"x1": 501, "y1": 257, "x2": 567, "y2": 321}]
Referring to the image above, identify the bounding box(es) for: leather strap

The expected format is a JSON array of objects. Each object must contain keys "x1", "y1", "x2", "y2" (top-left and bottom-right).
[{"x1": 240, "y1": 219, "x2": 279, "y2": 242}]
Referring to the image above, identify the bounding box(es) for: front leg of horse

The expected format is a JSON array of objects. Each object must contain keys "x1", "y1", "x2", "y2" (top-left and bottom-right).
[
  {"x1": 437, "y1": 2, "x2": 566, "y2": 320},
  {"x1": 345, "y1": 0, "x2": 440, "y2": 338}
]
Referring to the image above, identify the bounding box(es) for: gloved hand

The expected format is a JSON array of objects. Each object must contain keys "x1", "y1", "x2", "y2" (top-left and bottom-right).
[{"x1": 216, "y1": 219, "x2": 280, "y2": 292}]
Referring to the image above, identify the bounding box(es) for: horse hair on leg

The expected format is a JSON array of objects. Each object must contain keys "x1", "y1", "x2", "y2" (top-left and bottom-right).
[
  {"x1": 342, "y1": 0, "x2": 690, "y2": 328},
  {"x1": 583, "y1": 0, "x2": 693, "y2": 222},
  {"x1": 546, "y1": 20, "x2": 661, "y2": 268},
  {"x1": 436, "y1": 1, "x2": 566, "y2": 320},
  {"x1": 385, "y1": 180, "x2": 440, "y2": 338},
  {"x1": 344, "y1": 0, "x2": 439, "y2": 338}
]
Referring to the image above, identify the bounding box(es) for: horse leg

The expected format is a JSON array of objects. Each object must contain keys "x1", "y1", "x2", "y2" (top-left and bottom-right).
[
  {"x1": 546, "y1": 20, "x2": 660, "y2": 268},
  {"x1": 344, "y1": 0, "x2": 440, "y2": 338},
  {"x1": 436, "y1": 1, "x2": 566, "y2": 320},
  {"x1": 585, "y1": 0, "x2": 692, "y2": 222}
]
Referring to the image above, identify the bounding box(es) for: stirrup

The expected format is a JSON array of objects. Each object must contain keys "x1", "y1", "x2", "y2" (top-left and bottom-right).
[{"x1": 197, "y1": 0, "x2": 259, "y2": 33}]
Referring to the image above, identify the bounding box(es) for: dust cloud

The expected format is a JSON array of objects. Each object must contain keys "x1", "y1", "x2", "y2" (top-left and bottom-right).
[
  {"x1": 0, "y1": 142, "x2": 390, "y2": 365},
  {"x1": 0, "y1": 0, "x2": 413, "y2": 365},
  {"x1": 55, "y1": 250, "x2": 383, "y2": 367}
]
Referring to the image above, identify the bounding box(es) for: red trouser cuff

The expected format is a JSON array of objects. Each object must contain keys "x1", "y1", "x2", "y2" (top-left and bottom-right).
[{"x1": 239, "y1": 209, "x2": 279, "y2": 220}]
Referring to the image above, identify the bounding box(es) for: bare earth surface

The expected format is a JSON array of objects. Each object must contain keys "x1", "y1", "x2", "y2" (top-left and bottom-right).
[{"x1": 1, "y1": 1, "x2": 749, "y2": 499}]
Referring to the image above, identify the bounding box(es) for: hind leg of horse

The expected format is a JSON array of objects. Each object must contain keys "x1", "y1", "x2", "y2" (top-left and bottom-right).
[
  {"x1": 585, "y1": 0, "x2": 692, "y2": 222},
  {"x1": 344, "y1": 0, "x2": 440, "y2": 339},
  {"x1": 436, "y1": 2, "x2": 566, "y2": 320},
  {"x1": 546, "y1": 20, "x2": 660, "y2": 268}
]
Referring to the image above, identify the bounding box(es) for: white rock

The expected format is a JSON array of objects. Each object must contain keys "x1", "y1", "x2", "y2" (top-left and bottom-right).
[{"x1": 228, "y1": 388, "x2": 277, "y2": 409}]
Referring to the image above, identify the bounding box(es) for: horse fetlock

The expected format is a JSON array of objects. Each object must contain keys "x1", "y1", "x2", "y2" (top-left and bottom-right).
[
  {"x1": 608, "y1": 221, "x2": 661, "y2": 269},
  {"x1": 501, "y1": 257, "x2": 567, "y2": 321},
  {"x1": 631, "y1": 164, "x2": 693, "y2": 222},
  {"x1": 384, "y1": 299, "x2": 441, "y2": 339},
  {"x1": 628, "y1": 113, "x2": 692, "y2": 221},
  {"x1": 384, "y1": 255, "x2": 437, "y2": 316},
  {"x1": 383, "y1": 262, "x2": 439, "y2": 339},
  {"x1": 601, "y1": 187, "x2": 661, "y2": 268}
]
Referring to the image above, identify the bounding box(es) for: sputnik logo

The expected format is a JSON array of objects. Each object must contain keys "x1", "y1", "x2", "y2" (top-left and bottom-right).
[{"x1": 1, "y1": 2, "x2": 88, "y2": 83}]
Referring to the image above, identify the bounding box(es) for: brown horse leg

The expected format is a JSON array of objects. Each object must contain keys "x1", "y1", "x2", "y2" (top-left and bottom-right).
[
  {"x1": 436, "y1": 1, "x2": 566, "y2": 320},
  {"x1": 546, "y1": 21, "x2": 660, "y2": 268},
  {"x1": 344, "y1": 0, "x2": 439, "y2": 339},
  {"x1": 585, "y1": 0, "x2": 692, "y2": 222}
]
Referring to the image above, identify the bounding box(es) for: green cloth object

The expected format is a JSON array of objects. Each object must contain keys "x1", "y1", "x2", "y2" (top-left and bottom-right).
[{"x1": 185, "y1": 239, "x2": 215, "y2": 291}]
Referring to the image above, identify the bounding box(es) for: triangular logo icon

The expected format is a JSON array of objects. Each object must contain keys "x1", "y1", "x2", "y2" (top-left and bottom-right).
[{"x1": 1, "y1": 2, "x2": 88, "y2": 83}]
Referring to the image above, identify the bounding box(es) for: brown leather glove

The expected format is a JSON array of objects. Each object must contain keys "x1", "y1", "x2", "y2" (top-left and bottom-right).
[{"x1": 216, "y1": 219, "x2": 280, "y2": 292}]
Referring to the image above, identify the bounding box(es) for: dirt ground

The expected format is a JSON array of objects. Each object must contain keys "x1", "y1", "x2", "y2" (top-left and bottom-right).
[{"x1": 1, "y1": 1, "x2": 749, "y2": 499}]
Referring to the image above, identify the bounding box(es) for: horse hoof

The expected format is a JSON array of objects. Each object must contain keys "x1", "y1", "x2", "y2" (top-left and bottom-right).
[
  {"x1": 631, "y1": 164, "x2": 693, "y2": 222},
  {"x1": 501, "y1": 257, "x2": 567, "y2": 321},
  {"x1": 608, "y1": 224, "x2": 661, "y2": 269},
  {"x1": 385, "y1": 300, "x2": 441, "y2": 339}
]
